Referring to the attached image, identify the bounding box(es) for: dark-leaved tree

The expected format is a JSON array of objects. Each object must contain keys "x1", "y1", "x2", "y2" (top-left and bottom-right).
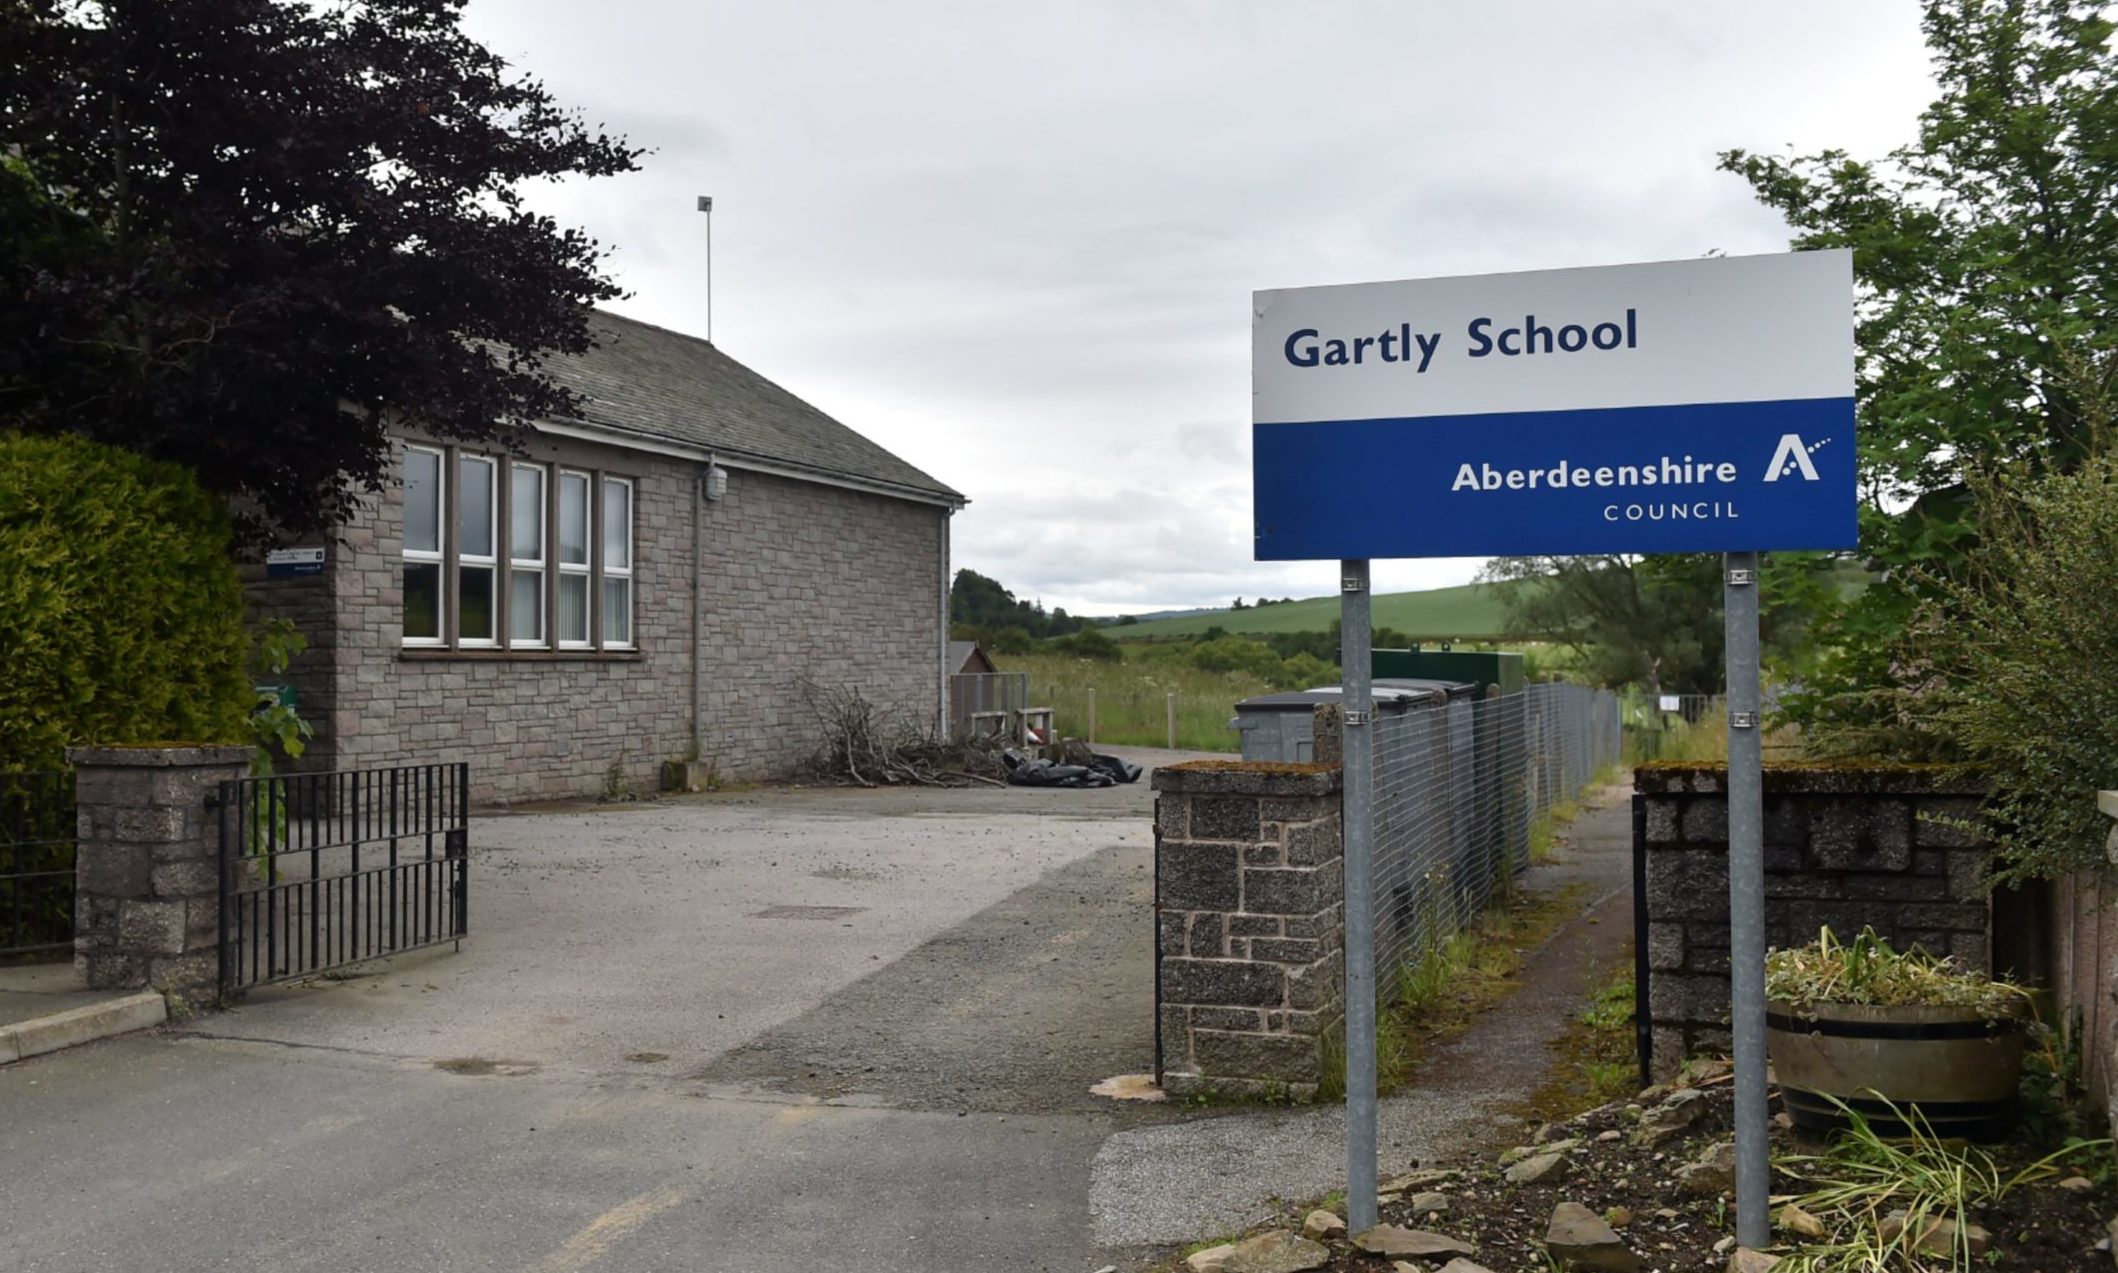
[{"x1": 0, "y1": 0, "x2": 640, "y2": 536}]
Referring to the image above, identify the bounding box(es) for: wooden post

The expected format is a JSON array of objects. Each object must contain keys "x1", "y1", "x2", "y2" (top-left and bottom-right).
[
  {"x1": 1087, "y1": 688, "x2": 1097, "y2": 746},
  {"x1": 1166, "y1": 693, "x2": 1177, "y2": 750}
]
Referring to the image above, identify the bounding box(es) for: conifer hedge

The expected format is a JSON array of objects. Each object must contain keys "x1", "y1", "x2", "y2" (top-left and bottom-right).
[{"x1": 0, "y1": 434, "x2": 250, "y2": 770}]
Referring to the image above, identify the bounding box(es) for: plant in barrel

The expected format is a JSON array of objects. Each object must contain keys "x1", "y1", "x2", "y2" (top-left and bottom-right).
[{"x1": 1765, "y1": 926, "x2": 2032, "y2": 1141}]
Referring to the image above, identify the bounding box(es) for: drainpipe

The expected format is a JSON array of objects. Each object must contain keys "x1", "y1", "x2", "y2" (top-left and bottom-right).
[
  {"x1": 937, "y1": 507, "x2": 953, "y2": 737},
  {"x1": 691, "y1": 460, "x2": 705, "y2": 759}
]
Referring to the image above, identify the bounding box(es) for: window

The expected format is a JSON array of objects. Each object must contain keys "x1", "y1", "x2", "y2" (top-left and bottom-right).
[
  {"x1": 402, "y1": 447, "x2": 444, "y2": 645},
  {"x1": 509, "y1": 464, "x2": 546, "y2": 645},
  {"x1": 398, "y1": 447, "x2": 639, "y2": 653},
  {"x1": 557, "y1": 470, "x2": 592, "y2": 647},
  {"x1": 602, "y1": 477, "x2": 633, "y2": 648},
  {"x1": 457, "y1": 455, "x2": 497, "y2": 645}
]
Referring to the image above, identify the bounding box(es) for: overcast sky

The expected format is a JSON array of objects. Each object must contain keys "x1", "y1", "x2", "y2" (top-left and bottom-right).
[{"x1": 462, "y1": 1, "x2": 1936, "y2": 616}]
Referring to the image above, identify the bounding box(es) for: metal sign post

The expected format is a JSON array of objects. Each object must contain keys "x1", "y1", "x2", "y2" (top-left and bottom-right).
[
  {"x1": 1723, "y1": 551, "x2": 1769, "y2": 1247},
  {"x1": 1339, "y1": 559, "x2": 1378, "y2": 1233}
]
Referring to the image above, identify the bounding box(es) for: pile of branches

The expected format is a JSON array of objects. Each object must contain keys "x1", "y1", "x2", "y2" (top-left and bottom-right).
[{"x1": 800, "y1": 681, "x2": 1008, "y2": 788}]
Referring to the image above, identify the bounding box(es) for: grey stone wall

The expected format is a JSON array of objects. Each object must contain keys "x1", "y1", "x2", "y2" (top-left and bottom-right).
[
  {"x1": 69, "y1": 744, "x2": 252, "y2": 1008},
  {"x1": 249, "y1": 430, "x2": 949, "y2": 804},
  {"x1": 1155, "y1": 761, "x2": 1345, "y2": 1099},
  {"x1": 1638, "y1": 764, "x2": 1992, "y2": 1076},
  {"x1": 239, "y1": 551, "x2": 341, "y2": 771}
]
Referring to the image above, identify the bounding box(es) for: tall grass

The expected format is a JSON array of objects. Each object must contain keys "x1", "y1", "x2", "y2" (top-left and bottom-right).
[{"x1": 1002, "y1": 651, "x2": 1266, "y2": 751}]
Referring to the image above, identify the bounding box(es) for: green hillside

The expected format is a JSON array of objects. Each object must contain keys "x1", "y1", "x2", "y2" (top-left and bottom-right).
[{"x1": 1109, "y1": 580, "x2": 1516, "y2": 641}]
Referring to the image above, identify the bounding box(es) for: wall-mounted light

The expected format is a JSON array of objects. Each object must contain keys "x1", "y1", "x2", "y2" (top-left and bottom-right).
[{"x1": 703, "y1": 460, "x2": 728, "y2": 502}]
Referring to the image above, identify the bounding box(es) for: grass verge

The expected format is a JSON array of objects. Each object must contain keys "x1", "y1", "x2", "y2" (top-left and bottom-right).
[
  {"x1": 1318, "y1": 882, "x2": 1588, "y2": 1102},
  {"x1": 1514, "y1": 962, "x2": 1641, "y2": 1124}
]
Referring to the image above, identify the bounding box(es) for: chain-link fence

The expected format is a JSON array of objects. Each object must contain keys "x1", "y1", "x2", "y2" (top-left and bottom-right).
[
  {"x1": 947, "y1": 672, "x2": 1032, "y2": 739},
  {"x1": 1370, "y1": 682, "x2": 1620, "y2": 1006}
]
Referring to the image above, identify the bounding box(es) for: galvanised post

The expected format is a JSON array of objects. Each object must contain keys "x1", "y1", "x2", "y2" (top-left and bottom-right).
[
  {"x1": 1724, "y1": 551, "x2": 1769, "y2": 1249},
  {"x1": 1339, "y1": 558, "x2": 1378, "y2": 1233}
]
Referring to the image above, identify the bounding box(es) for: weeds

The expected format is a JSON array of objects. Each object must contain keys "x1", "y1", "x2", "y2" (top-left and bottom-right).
[
  {"x1": 1319, "y1": 885, "x2": 1587, "y2": 1102},
  {"x1": 1765, "y1": 926, "x2": 2030, "y2": 1016},
  {"x1": 1528, "y1": 799, "x2": 1579, "y2": 863},
  {"x1": 1515, "y1": 963, "x2": 1640, "y2": 1121},
  {"x1": 1774, "y1": 1095, "x2": 2108, "y2": 1273}
]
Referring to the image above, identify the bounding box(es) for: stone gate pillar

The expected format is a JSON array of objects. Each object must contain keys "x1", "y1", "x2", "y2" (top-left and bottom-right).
[
  {"x1": 1154, "y1": 760, "x2": 1345, "y2": 1099},
  {"x1": 69, "y1": 745, "x2": 253, "y2": 1008}
]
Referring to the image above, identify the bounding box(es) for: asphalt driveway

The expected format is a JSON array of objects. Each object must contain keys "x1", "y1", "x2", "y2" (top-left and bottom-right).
[{"x1": 0, "y1": 752, "x2": 1191, "y2": 1273}]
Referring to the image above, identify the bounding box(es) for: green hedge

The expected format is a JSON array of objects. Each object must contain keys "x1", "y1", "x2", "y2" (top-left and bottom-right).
[{"x1": 0, "y1": 433, "x2": 250, "y2": 770}]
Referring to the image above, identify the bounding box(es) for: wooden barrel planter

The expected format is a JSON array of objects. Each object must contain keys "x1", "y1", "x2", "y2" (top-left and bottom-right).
[{"x1": 1767, "y1": 1000, "x2": 2027, "y2": 1142}]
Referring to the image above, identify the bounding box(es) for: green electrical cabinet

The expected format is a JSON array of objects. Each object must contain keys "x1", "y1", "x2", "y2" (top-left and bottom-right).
[{"x1": 1371, "y1": 649, "x2": 1523, "y2": 698}]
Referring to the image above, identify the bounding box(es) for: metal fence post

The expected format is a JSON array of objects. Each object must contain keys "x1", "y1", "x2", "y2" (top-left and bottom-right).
[
  {"x1": 1339, "y1": 559, "x2": 1378, "y2": 1233},
  {"x1": 1725, "y1": 551, "x2": 1769, "y2": 1249}
]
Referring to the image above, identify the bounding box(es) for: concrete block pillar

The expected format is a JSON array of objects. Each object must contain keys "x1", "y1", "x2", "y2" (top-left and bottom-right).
[
  {"x1": 68, "y1": 745, "x2": 253, "y2": 1007},
  {"x1": 1154, "y1": 760, "x2": 1345, "y2": 1100}
]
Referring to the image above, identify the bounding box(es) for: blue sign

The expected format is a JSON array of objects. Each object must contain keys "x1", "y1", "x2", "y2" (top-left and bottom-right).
[
  {"x1": 1252, "y1": 251, "x2": 1856, "y2": 560},
  {"x1": 265, "y1": 547, "x2": 327, "y2": 578}
]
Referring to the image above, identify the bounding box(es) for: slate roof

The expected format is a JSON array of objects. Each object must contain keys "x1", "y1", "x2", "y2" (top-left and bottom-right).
[{"x1": 537, "y1": 310, "x2": 963, "y2": 505}]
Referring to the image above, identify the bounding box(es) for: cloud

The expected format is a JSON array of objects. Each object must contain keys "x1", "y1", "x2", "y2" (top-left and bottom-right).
[{"x1": 463, "y1": 0, "x2": 1936, "y2": 614}]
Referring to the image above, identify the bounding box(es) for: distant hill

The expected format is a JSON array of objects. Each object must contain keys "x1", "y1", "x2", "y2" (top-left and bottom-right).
[{"x1": 1108, "y1": 580, "x2": 1518, "y2": 641}]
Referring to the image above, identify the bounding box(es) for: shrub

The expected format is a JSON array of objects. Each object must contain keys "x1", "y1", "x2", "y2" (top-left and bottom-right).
[
  {"x1": 1273, "y1": 652, "x2": 1337, "y2": 690},
  {"x1": 1051, "y1": 626, "x2": 1122, "y2": 663},
  {"x1": 0, "y1": 433, "x2": 251, "y2": 769},
  {"x1": 1188, "y1": 635, "x2": 1283, "y2": 678},
  {"x1": 1884, "y1": 447, "x2": 2118, "y2": 880}
]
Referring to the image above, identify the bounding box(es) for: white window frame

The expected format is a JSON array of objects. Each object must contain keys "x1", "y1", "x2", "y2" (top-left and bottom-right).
[
  {"x1": 402, "y1": 444, "x2": 446, "y2": 648},
  {"x1": 456, "y1": 454, "x2": 499, "y2": 648},
  {"x1": 508, "y1": 462, "x2": 548, "y2": 648},
  {"x1": 556, "y1": 468, "x2": 594, "y2": 650},
  {"x1": 600, "y1": 475, "x2": 635, "y2": 650}
]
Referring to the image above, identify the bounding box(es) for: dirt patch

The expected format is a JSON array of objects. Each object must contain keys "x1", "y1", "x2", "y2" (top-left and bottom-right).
[
  {"x1": 432, "y1": 1057, "x2": 539, "y2": 1077},
  {"x1": 1176, "y1": 1074, "x2": 2113, "y2": 1272}
]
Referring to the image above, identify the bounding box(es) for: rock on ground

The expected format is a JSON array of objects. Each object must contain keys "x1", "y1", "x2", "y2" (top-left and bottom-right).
[
  {"x1": 1726, "y1": 1249, "x2": 1781, "y2": 1273},
  {"x1": 1187, "y1": 1244, "x2": 1237, "y2": 1272},
  {"x1": 1186, "y1": 1230, "x2": 1332, "y2": 1273},
  {"x1": 1675, "y1": 1139, "x2": 1736, "y2": 1196},
  {"x1": 1544, "y1": 1201, "x2": 1645, "y2": 1273},
  {"x1": 1502, "y1": 1138, "x2": 1581, "y2": 1165},
  {"x1": 1407, "y1": 1190, "x2": 1450, "y2": 1216},
  {"x1": 1351, "y1": 1225, "x2": 1477, "y2": 1258},
  {"x1": 1299, "y1": 1209, "x2": 1345, "y2": 1242},
  {"x1": 1880, "y1": 1210, "x2": 1990, "y2": 1258},
  {"x1": 1505, "y1": 1151, "x2": 1570, "y2": 1185},
  {"x1": 1775, "y1": 1202, "x2": 1825, "y2": 1240},
  {"x1": 1632, "y1": 1088, "x2": 1709, "y2": 1147}
]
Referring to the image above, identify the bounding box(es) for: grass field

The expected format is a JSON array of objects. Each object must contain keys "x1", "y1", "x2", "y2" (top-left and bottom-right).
[
  {"x1": 1108, "y1": 580, "x2": 1515, "y2": 642},
  {"x1": 1001, "y1": 651, "x2": 1263, "y2": 751}
]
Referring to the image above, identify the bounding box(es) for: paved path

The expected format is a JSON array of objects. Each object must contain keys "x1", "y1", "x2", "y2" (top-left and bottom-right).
[
  {"x1": 0, "y1": 757, "x2": 1636, "y2": 1273},
  {"x1": 1088, "y1": 782, "x2": 1637, "y2": 1249}
]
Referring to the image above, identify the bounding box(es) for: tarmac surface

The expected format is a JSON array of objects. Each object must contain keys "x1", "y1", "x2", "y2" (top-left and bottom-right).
[{"x1": 0, "y1": 754, "x2": 1636, "y2": 1273}]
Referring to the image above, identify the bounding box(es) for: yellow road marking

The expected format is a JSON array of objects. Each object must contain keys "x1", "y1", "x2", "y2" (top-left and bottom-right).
[{"x1": 525, "y1": 1182, "x2": 687, "y2": 1273}]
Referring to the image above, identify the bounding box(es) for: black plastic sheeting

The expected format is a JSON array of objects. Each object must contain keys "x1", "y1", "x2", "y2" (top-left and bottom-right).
[{"x1": 1000, "y1": 750, "x2": 1144, "y2": 789}]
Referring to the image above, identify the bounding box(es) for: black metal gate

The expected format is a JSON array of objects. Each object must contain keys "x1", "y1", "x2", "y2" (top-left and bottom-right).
[
  {"x1": 0, "y1": 769, "x2": 75, "y2": 959},
  {"x1": 218, "y1": 763, "x2": 468, "y2": 996}
]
